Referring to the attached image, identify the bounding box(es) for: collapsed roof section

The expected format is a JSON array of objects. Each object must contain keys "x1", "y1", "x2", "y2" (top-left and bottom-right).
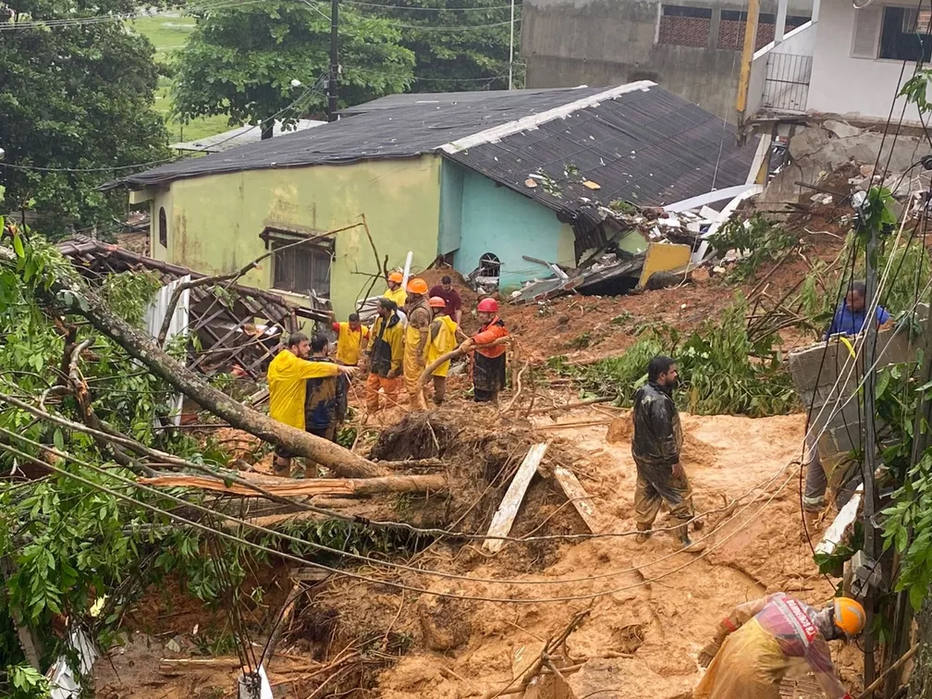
[{"x1": 57, "y1": 236, "x2": 327, "y2": 377}]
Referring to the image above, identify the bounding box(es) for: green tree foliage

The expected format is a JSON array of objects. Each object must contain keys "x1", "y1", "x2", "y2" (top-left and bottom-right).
[
  {"x1": 171, "y1": 0, "x2": 415, "y2": 129},
  {"x1": 0, "y1": 2, "x2": 169, "y2": 236},
  {"x1": 359, "y1": 0, "x2": 523, "y2": 91},
  {"x1": 554, "y1": 298, "x2": 798, "y2": 417},
  {"x1": 0, "y1": 224, "x2": 244, "y2": 679}
]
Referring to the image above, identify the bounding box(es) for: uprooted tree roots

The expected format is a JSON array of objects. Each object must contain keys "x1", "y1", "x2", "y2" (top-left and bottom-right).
[{"x1": 263, "y1": 411, "x2": 594, "y2": 696}]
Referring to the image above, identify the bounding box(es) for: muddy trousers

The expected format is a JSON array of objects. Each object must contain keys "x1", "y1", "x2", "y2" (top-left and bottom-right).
[
  {"x1": 634, "y1": 469, "x2": 694, "y2": 537},
  {"x1": 803, "y1": 436, "x2": 828, "y2": 511},
  {"x1": 403, "y1": 345, "x2": 426, "y2": 405},
  {"x1": 365, "y1": 373, "x2": 402, "y2": 413},
  {"x1": 430, "y1": 375, "x2": 446, "y2": 405}
]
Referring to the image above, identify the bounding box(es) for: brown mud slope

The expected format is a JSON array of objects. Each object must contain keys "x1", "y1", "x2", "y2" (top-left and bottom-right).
[{"x1": 361, "y1": 410, "x2": 862, "y2": 698}]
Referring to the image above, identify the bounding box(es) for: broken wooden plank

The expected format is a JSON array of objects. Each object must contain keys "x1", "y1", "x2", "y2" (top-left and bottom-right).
[
  {"x1": 815, "y1": 484, "x2": 863, "y2": 556},
  {"x1": 138, "y1": 472, "x2": 446, "y2": 498},
  {"x1": 552, "y1": 465, "x2": 599, "y2": 534},
  {"x1": 483, "y1": 443, "x2": 549, "y2": 553}
]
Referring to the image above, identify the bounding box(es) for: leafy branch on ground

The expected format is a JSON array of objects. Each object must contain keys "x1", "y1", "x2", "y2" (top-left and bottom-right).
[
  {"x1": 708, "y1": 214, "x2": 798, "y2": 282},
  {"x1": 556, "y1": 297, "x2": 798, "y2": 417}
]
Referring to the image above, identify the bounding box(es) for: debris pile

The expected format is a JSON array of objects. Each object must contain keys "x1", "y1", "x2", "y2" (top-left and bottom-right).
[{"x1": 509, "y1": 185, "x2": 762, "y2": 305}]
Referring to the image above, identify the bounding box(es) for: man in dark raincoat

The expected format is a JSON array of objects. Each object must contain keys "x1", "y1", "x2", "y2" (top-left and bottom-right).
[{"x1": 631, "y1": 355, "x2": 703, "y2": 551}]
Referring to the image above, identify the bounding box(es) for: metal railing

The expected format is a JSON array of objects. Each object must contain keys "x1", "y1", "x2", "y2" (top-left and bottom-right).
[{"x1": 761, "y1": 52, "x2": 812, "y2": 113}]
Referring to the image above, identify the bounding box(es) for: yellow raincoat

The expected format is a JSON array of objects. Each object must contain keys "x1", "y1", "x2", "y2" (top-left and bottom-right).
[
  {"x1": 425, "y1": 315, "x2": 458, "y2": 377},
  {"x1": 403, "y1": 298, "x2": 432, "y2": 400},
  {"x1": 332, "y1": 322, "x2": 369, "y2": 366},
  {"x1": 267, "y1": 350, "x2": 340, "y2": 431},
  {"x1": 383, "y1": 286, "x2": 407, "y2": 308},
  {"x1": 695, "y1": 593, "x2": 848, "y2": 699}
]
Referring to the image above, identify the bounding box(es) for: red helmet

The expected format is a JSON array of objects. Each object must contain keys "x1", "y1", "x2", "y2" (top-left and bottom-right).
[
  {"x1": 477, "y1": 298, "x2": 499, "y2": 313},
  {"x1": 428, "y1": 296, "x2": 447, "y2": 309}
]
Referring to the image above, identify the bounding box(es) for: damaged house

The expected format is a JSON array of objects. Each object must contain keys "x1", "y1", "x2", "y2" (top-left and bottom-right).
[{"x1": 116, "y1": 82, "x2": 758, "y2": 317}]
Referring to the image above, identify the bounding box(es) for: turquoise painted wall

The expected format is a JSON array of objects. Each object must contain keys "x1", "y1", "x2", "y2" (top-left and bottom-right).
[
  {"x1": 447, "y1": 162, "x2": 575, "y2": 289},
  {"x1": 438, "y1": 162, "x2": 463, "y2": 256}
]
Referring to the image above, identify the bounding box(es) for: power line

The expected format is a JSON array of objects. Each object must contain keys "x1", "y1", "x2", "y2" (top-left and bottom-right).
[
  {"x1": 342, "y1": 0, "x2": 514, "y2": 10},
  {"x1": 0, "y1": 436, "x2": 795, "y2": 604}
]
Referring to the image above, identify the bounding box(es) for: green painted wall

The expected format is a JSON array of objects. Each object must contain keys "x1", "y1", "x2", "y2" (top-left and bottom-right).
[{"x1": 147, "y1": 155, "x2": 443, "y2": 319}]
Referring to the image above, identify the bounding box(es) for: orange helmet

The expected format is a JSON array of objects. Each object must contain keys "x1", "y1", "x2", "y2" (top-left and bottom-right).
[
  {"x1": 477, "y1": 298, "x2": 499, "y2": 313},
  {"x1": 388, "y1": 271, "x2": 403, "y2": 284},
  {"x1": 833, "y1": 597, "x2": 866, "y2": 638},
  {"x1": 428, "y1": 296, "x2": 447, "y2": 309},
  {"x1": 407, "y1": 277, "x2": 428, "y2": 295}
]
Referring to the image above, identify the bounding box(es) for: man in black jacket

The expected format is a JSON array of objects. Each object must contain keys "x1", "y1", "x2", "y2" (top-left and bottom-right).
[{"x1": 631, "y1": 355, "x2": 703, "y2": 551}]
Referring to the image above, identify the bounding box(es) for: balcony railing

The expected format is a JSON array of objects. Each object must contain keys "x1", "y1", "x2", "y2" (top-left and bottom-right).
[{"x1": 761, "y1": 52, "x2": 812, "y2": 113}]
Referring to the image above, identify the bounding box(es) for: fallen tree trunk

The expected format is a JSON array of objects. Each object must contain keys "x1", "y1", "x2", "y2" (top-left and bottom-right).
[
  {"x1": 139, "y1": 472, "x2": 446, "y2": 497},
  {"x1": 44, "y1": 272, "x2": 385, "y2": 479}
]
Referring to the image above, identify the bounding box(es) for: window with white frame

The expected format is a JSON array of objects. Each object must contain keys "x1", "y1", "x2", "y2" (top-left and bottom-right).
[
  {"x1": 852, "y1": 5, "x2": 932, "y2": 60},
  {"x1": 262, "y1": 227, "x2": 333, "y2": 298}
]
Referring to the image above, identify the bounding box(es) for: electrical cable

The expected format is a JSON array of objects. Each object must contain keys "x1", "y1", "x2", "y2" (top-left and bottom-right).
[
  {"x1": 0, "y1": 423, "x2": 796, "y2": 587},
  {"x1": 0, "y1": 391, "x2": 793, "y2": 544},
  {"x1": 0, "y1": 436, "x2": 798, "y2": 604}
]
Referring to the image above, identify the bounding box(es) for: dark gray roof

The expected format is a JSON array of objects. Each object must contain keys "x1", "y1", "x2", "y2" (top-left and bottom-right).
[
  {"x1": 120, "y1": 86, "x2": 608, "y2": 187},
  {"x1": 444, "y1": 85, "x2": 757, "y2": 209}
]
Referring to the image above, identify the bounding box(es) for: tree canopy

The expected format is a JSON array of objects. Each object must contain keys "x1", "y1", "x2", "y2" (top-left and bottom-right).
[
  {"x1": 171, "y1": 0, "x2": 415, "y2": 131},
  {"x1": 0, "y1": 1, "x2": 169, "y2": 237},
  {"x1": 360, "y1": 0, "x2": 524, "y2": 92}
]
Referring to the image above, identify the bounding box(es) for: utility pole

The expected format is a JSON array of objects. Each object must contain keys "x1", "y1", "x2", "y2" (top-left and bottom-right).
[
  {"x1": 859, "y1": 191, "x2": 882, "y2": 687},
  {"x1": 507, "y1": 0, "x2": 515, "y2": 90},
  {"x1": 328, "y1": 0, "x2": 339, "y2": 122},
  {"x1": 734, "y1": 0, "x2": 760, "y2": 137}
]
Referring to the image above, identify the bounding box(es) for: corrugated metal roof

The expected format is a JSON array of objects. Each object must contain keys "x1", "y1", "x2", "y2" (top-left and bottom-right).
[
  {"x1": 443, "y1": 86, "x2": 757, "y2": 209},
  {"x1": 119, "y1": 85, "x2": 609, "y2": 188}
]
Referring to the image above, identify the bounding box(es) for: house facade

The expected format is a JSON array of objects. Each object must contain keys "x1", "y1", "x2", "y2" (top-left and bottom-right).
[
  {"x1": 137, "y1": 157, "x2": 443, "y2": 319},
  {"x1": 745, "y1": 0, "x2": 928, "y2": 124},
  {"x1": 122, "y1": 83, "x2": 756, "y2": 319},
  {"x1": 521, "y1": 0, "x2": 813, "y2": 121}
]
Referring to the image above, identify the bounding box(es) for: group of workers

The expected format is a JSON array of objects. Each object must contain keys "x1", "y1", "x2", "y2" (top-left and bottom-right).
[
  {"x1": 631, "y1": 279, "x2": 887, "y2": 696},
  {"x1": 266, "y1": 271, "x2": 509, "y2": 474}
]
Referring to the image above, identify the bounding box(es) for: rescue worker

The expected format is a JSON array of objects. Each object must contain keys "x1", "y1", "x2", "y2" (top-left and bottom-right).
[
  {"x1": 304, "y1": 334, "x2": 346, "y2": 443},
  {"x1": 365, "y1": 298, "x2": 404, "y2": 414},
  {"x1": 806, "y1": 280, "x2": 895, "y2": 516},
  {"x1": 631, "y1": 355, "x2": 702, "y2": 550},
  {"x1": 331, "y1": 312, "x2": 369, "y2": 366},
  {"x1": 459, "y1": 298, "x2": 508, "y2": 403},
  {"x1": 267, "y1": 332, "x2": 356, "y2": 475},
  {"x1": 383, "y1": 271, "x2": 407, "y2": 309},
  {"x1": 428, "y1": 275, "x2": 463, "y2": 324},
  {"x1": 403, "y1": 277, "x2": 432, "y2": 405},
  {"x1": 695, "y1": 593, "x2": 865, "y2": 699},
  {"x1": 424, "y1": 296, "x2": 459, "y2": 406}
]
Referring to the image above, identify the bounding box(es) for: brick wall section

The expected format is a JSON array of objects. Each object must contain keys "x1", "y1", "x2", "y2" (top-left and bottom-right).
[
  {"x1": 717, "y1": 19, "x2": 806, "y2": 50},
  {"x1": 659, "y1": 16, "x2": 711, "y2": 47}
]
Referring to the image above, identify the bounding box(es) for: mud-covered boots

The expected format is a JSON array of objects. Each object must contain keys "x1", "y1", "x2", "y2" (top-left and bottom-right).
[{"x1": 676, "y1": 524, "x2": 706, "y2": 552}]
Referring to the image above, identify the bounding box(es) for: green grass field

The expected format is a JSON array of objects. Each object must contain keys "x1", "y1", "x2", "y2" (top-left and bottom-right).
[{"x1": 132, "y1": 14, "x2": 231, "y2": 143}]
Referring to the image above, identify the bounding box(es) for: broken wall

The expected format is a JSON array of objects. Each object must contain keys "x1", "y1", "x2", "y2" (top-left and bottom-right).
[{"x1": 761, "y1": 120, "x2": 925, "y2": 205}]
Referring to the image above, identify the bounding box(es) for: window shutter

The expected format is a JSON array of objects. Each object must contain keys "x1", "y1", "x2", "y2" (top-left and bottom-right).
[{"x1": 851, "y1": 5, "x2": 882, "y2": 58}]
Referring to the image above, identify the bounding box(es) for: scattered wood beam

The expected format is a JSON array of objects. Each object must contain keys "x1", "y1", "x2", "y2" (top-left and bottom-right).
[
  {"x1": 815, "y1": 484, "x2": 863, "y2": 556},
  {"x1": 483, "y1": 443, "x2": 549, "y2": 553},
  {"x1": 551, "y1": 465, "x2": 599, "y2": 533}
]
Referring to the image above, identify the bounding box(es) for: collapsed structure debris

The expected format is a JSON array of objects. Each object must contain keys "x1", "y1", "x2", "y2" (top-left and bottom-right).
[{"x1": 57, "y1": 235, "x2": 329, "y2": 377}]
